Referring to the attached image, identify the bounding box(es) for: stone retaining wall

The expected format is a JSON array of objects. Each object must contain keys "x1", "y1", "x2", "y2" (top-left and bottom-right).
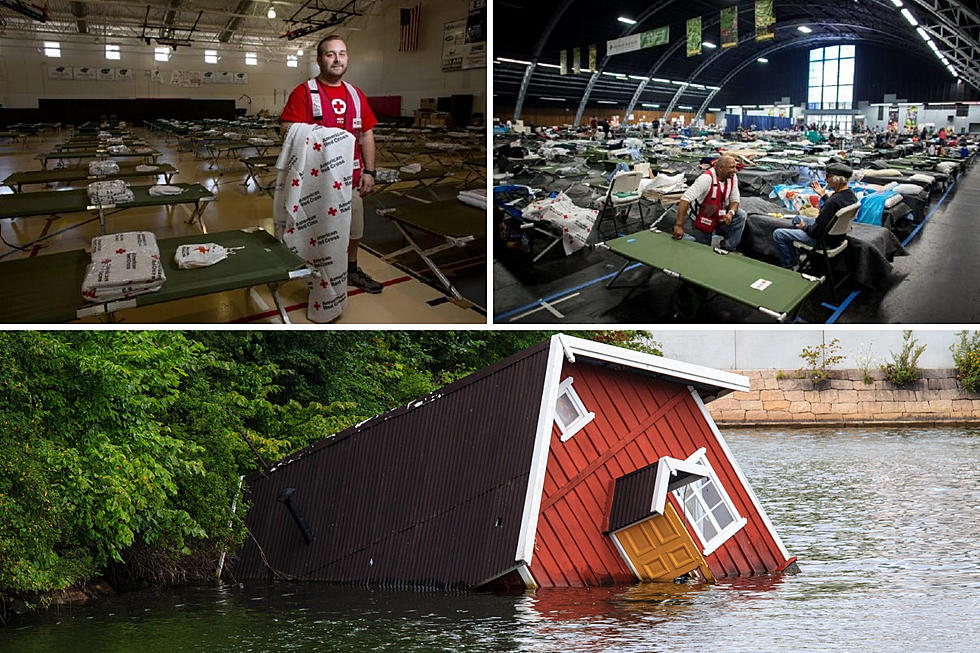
[{"x1": 708, "y1": 368, "x2": 980, "y2": 426}]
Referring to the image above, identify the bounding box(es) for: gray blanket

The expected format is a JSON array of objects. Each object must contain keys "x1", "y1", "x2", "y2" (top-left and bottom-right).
[{"x1": 739, "y1": 199, "x2": 907, "y2": 290}]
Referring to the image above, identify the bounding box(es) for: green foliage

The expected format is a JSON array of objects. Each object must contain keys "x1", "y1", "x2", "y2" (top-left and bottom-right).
[
  {"x1": 950, "y1": 331, "x2": 980, "y2": 393},
  {"x1": 882, "y1": 330, "x2": 926, "y2": 386},
  {"x1": 854, "y1": 341, "x2": 876, "y2": 384},
  {"x1": 796, "y1": 338, "x2": 845, "y2": 383}
]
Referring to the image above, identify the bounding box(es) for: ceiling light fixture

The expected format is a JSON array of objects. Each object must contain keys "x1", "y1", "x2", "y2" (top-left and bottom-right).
[
  {"x1": 617, "y1": 17, "x2": 637, "y2": 25},
  {"x1": 757, "y1": 57, "x2": 769, "y2": 63},
  {"x1": 297, "y1": 49, "x2": 303, "y2": 56},
  {"x1": 900, "y1": 8, "x2": 917, "y2": 26},
  {"x1": 703, "y1": 41, "x2": 717, "y2": 49},
  {"x1": 798, "y1": 26, "x2": 812, "y2": 34},
  {"x1": 267, "y1": 5, "x2": 276, "y2": 19}
]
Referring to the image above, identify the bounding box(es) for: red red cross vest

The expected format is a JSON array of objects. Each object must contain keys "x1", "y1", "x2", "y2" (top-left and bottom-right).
[
  {"x1": 694, "y1": 166, "x2": 733, "y2": 234},
  {"x1": 306, "y1": 78, "x2": 362, "y2": 169}
]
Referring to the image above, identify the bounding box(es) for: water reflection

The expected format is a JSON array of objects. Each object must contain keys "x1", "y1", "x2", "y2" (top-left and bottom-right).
[{"x1": 4, "y1": 427, "x2": 979, "y2": 653}]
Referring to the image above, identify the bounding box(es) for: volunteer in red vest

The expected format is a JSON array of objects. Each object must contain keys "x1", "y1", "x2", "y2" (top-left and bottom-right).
[
  {"x1": 671, "y1": 154, "x2": 745, "y2": 252},
  {"x1": 280, "y1": 34, "x2": 382, "y2": 294}
]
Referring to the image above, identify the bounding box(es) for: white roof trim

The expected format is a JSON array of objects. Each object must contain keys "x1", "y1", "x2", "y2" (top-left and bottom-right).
[
  {"x1": 513, "y1": 335, "x2": 566, "y2": 565},
  {"x1": 555, "y1": 334, "x2": 749, "y2": 394},
  {"x1": 687, "y1": 386, "x2": 792, "y2": 562}
]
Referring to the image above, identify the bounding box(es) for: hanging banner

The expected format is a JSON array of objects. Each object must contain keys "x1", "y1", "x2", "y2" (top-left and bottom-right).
[
  {"x1": 721, "y1": 7, "x2": 738, "y2": 49},
  {"x1": 202, "y1": 71, "x2": 215, "y2": 84},
  {"x1": 150, "y1": 69, "x2": 164, "y2": 84},
  {"x1": 755, "y1": 0, "x2": 775, "y2": 42},
  {"x1": 559, "y1": 49, "x2": 567, "y2": 75},
  {"x1": 588, "y1": 44, "x2": 597, "y2": 72},
  {"x1": 572, "y1": 47, "x2": 580, "y2": 74},
  {"x1": 115, "y1": 68, "x2": 132, "y2": 81},
  {"x1": 97, "y1": 67, "x2": 114, "y2": 81},
  {"x1": 48, "y1": 66, "x2": 73, "y2": 80},
  {"x1": 441, "y1": 18, "x2": 466, "y2": 71},
  {"x1": 686, "y1": 17, "x2": 702, "y2": 57},
  {"x1": 606, "y1": 26, "x2": 669, "y2": 56},
  {"x1": 74, "y1": 66, "x2": 96, "y2": 81}
]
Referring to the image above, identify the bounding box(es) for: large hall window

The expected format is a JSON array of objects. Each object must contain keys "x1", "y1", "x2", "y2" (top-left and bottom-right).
[{"x1": 808, "y1": 45, "x2": 855, "y2": 111}]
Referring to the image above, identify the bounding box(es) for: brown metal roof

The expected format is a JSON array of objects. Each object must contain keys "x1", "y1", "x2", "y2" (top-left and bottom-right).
[{"x1": 232, "y1": 340, "x2": 553, "y2": 590}]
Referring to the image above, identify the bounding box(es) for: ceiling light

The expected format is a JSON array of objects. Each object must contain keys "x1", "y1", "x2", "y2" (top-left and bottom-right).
[
  {"x1": 900, "y1": 8, "x2": 917, "y2": 26},
  {"x1": 679, "y1": 105, "x2": 693, "y2": 110},
  {"x1": 890, "y1": 0, "x2": 903, "y2": 6},
  {"x1": 757, "y1": 57, "x2": 769, "y2": 63},
  {"x1": 798, "y1": 26, "x2": 812, "y2": 33},
  {"x1": 496, "y1": 57, "x2": 531, "y2": 65},
  {"x1": 538, "y1": 62, "x2": 561, "y2": 69},
  {"x1": 617, "y1": 17, "x2": 637, "y2": 25},
  {"x1": 708, "y1": 107, "x2": 721, "y2": 111},
  {"x1": 297, "y1": 49, "x2": 303, "y2": 56},
  {"x1": 540, "y1": 97, "x2": 565, "y2": 101},
  {"x1": 267, "y1": 5, "x2": 276, "y2": 19},
  {"x1": 597, "y1": 100, "x2": 617, "y2": 104},
  {"x1": 702, "y1": 41, "x2": 717, "y2": 49},
  {"x1": 652, "y1": 77, "x2": 669, "y2": 83},
  {"x1": 916, "y1": 27, "x2": 929, "y2": 41},
  {"x1": 642, "y1": 103, "x2": 660, "y2": 108}
]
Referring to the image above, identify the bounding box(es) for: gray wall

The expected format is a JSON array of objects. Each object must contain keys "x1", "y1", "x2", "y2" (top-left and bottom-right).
[{"x1": 652, "y1": 330, "x2": 970, "y2": 370}]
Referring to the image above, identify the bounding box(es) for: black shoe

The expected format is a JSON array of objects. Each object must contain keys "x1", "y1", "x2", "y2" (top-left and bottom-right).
[{"x1": 348, "y1": 267, "x2": 383, "y2": 294}]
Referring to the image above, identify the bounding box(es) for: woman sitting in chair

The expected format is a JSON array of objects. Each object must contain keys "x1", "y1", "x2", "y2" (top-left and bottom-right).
[{"x1": 772, "y1": 162, "x2": 858, "y2": 269}]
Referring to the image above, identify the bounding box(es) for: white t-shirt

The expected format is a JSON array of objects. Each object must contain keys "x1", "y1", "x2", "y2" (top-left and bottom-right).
[{"x1": 680, "y1": 170, "x2": 741, "y2": 207}]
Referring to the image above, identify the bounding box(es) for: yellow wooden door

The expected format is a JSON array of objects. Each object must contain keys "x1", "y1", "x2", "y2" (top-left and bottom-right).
[{"x1": 614, "y1": 501, "x2": 714, "y2": 582}]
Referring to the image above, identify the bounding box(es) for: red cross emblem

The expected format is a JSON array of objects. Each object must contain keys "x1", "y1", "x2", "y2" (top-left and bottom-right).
[
  {"x1": 311, "y1": 168, "x2": 319, "y2": 177},
  {"x1": 333, "y1": 181, "x2": 342, "y2": 190},
  {"x1": 332, "y1": 98, "x2": 346, "y2": 114},
  {"x1": 101, "y1": 258, "x2": 112, "y2": 264},
  {"x1": 292, "y1": 204, "x2": 299, "y2": 213},
  {"x1": 313, "y1": 142, "x2": 322, "y2": 151},
  {"x1": 116, "y1": 248, "x2": 126, "y2": 254},
  {"x1": 196, "y1": 246, "x2": 208, "y2": 253},
  {"x1": 313, "y1": 301, "x2": 321, "y2": 311},
  {"x1": 305, "y1": 138, "x2": 309, "y2": 144},
  {"x1": 291, "y1": 178, "x2": 300, "y2": 187},
  {"x1": 309, "y1": 237, "x2": 317, "y2": 247},
  {"x1": 328, "y1": 207, "x2": 337, "y2": 216},
  {"x1": 563, "y1": 214, "x2": 568, "y2": 219},
  {"x1": 83, "y1": 289, "x2": 96, "y2": 298},
  {"x1": 320, "y1": 280, "x2": 328, "y2": 288}
]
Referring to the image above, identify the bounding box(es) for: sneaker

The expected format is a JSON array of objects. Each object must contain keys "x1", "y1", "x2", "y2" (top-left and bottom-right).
[{"x1": 348, "y1": 266, "x2": 383, "y2": 294}]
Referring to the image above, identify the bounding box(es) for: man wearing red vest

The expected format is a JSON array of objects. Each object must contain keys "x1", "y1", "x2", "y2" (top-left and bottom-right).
[
  {"x1": 671, "y1": 154, "x2": 745, "y2": 251},
  {"x1": 280, "y1": 34, "x2": 382, "y2": 294}
]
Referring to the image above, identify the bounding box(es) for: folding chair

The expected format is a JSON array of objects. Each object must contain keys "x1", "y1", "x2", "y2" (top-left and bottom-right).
[
  {"x1": 793, "y1": 201, "x2": 860, "y2": 301},
  {"x1": 592, "y1": 170, "x2": 644, "y2": 241}
]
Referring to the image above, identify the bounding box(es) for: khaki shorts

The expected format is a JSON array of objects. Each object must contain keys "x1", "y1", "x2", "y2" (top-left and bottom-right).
[{"x1": 350, "y1": 190, "x2": 364, "y2": 241}]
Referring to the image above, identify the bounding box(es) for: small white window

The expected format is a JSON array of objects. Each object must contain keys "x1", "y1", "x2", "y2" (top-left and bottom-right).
[
  {"x1": 245, "y1": 52, "x2": 258, "y2": 66},
  {"x1": 672, "y1": 448, "x2": 747, "y2": 555},
  {"x1": 155, "y1": 47, "x2": 171, "y2": 62},
  {"x1": 44, "y1": 41, "x2": 61, "y2": 58},
  {"x1": 205, "y1": 50, "x2": 218, "y2": 64},
  {"x1": 286, "y1": 55, "x2": 298, "y2": 68},
  {"x1": 105, "y1": 44, "x2": 121, "y2": 60},
  {"x1": 554, "y1": 377, "x2": 594, "y2": 442}
]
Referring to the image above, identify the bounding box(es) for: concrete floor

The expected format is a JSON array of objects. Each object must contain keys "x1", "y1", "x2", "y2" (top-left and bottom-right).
[
  {"x1": 0, "y1": 127, "x2": 486, "y2": 325},
  {"x1": 493, "y1": 160, "x2": 979, "y2": 324}
]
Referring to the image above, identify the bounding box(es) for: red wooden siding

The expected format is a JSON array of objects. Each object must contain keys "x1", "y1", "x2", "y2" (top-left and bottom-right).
[{"x1": 529, "y1": 360, "x2": 789, "y2": 587}]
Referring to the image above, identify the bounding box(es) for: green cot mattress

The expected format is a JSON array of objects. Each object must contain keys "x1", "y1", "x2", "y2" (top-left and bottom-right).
[
  {"x1": 0, "y1": 229, "x2": 307, "y2": 323},
  {"x1": 389, "y1": 199, "x2": 485, "y2": 238},
  {"x1": 605, "y1": 229, "x2": 822, "y2": 319},
  {"x1": 3, "y1": 163, "x2": 178, "y2": 191},
  {"x1": 0, "y1": 183, "x2": 212, "y2": 219}
]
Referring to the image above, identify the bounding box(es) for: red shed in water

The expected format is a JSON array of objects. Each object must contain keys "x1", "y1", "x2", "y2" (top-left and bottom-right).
[{"x1": 233, "y1": 335, "x2": 797, "y2": 589}]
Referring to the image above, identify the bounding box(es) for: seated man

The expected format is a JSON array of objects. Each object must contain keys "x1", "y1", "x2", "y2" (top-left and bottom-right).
[
  {"x1": 671, "y1": 154, "x2": 746, "y2": 252},
  {"x1": 771, "y1": 162, "x2": 858, "y2": 269}
]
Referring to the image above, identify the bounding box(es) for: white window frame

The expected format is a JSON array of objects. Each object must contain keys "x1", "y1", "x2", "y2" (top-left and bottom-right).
[
  {"x1": 672, "y1": 447, "x2": 747, "y2": 555},
  {"x1": 286, "y1": 55, "x2": 298, "y2": 68},
  {"x1": 554, "y1": 377, "x2": 594, "y2": 442},
  {"x1": 105, "y1": 44, "x2": 121, "y2": 60},
  {"x1": 44, "y1": 41, "x2": 61, "y2": 58},
  {"x1": 245, "y1": 52, "x2": 258, "y2": 66},
  {"x1": 205, "y1": 50, "x2": 219, "y2": 65},
  {"x1": 154, "y1": 47, "x2": 171, "y2": 62}
]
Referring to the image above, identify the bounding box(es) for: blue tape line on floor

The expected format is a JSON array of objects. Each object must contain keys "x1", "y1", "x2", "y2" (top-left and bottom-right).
[{"x1": 494, "y1": 262, "x2": 645, "y2": 321}]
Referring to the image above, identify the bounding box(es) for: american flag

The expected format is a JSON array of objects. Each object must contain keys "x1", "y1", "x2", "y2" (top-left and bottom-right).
[{"x1": 399, "y1": 4, "x2": 421, "y2": 52}]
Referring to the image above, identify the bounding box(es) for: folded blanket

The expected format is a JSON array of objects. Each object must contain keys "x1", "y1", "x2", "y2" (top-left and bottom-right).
[
  {"x1": 134, "y1": 164, "x2": 159, "y2": 173},
  {"x1": 83, "y1": 231, "x2": 165, "y2": 302},
  {"x1": 457, "y1": 188, "x2": 486, "y2": 210},
  {"x1": 106, "y1": 145, "x2": 132, "y2": 155},
  {"x1": 375, "y1": 167, "x2": 400, "y2": 183},
  {"x1": 88, "y1": 160, "x2": 120, "y2": 176},
  {"x1": 87, "y1": 179, "x2": 134, "y2": 205},
  {"x1": 174, "y1": 243, "x2": 229, "y2": 269},
  {"x1": 400, "y1": 163, "x2": 422, "y2": 174}
]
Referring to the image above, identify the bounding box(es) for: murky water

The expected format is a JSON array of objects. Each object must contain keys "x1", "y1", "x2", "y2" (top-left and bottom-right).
[{"x1": 4, "y1": 427, "x2": 979, "y2": 652}]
